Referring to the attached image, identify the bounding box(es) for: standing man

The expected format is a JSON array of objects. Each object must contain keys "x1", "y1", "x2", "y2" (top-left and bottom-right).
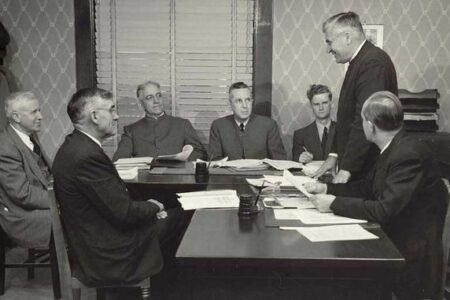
[
  {"x1": 0, "y1": 91, "x2": 51, "y2": 247},
  {"x1": 208, "y1": 82, "x2": 286, "y2": 160},
  {"x1": 53, "y1": 88, "x2": 185, "y2": 287},
  {"x1": 306, "y1": 91, "x2": 448, "y2": 300},
  {"x1": 292, "y1": 84, "x2": 336, "y2": 163},
  {"x1": 113, "y1": 81, "x2": 207, "y2": 161},
  {"x1": 315, "y1": 11, "x2": 397, "y2": 183}
]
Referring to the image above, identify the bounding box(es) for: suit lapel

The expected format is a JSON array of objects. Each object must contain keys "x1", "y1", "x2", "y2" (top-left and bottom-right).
[{"x1": 6, "y1": 126, "x2": 49, "y2": 187}]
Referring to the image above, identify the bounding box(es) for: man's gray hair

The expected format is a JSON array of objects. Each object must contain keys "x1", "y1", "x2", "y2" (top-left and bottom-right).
[
  {"x1": 5, "y1": 91, "x2": 37, "y2": 119},
  {"x1": 322, "y1": 11, "x2": 364, "y2": 35},
  {"x1": 136, "y1": 81, "x2": 161, "y2": 99}
]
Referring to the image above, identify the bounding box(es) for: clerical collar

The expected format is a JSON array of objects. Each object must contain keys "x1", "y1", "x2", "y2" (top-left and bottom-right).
[
  {"x1": 350, "y1": 40, "x2": 366, "y2": 63},
  {"x1": 234, "y1": 117, "x2": 249, "y2": 129},
  {"x1": 146, "y1": 112, "x2": 165, "y2": 120},
  {"x1": 380, "y1": 139, "x2": 393, "y2": 154},
  {"x1": 10, "y1": 124, "x2": 33, "y2": 151},
  {"x1": 77, "y1": 129, "x2": 102, "y2": 147}
]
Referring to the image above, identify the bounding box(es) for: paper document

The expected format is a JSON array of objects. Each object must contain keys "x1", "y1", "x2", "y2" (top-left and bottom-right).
[
  {"x1": 294, "y1": 209, "x2": 367, "y2": 224},
  {"x1": 283, "y1": 170, "x2": 313, "y2": 197},
  {"x1": 274, "y1": 208, "x2": 367, "y2": 224},
  {"x1": 262, "y1": 159, "x2": 303, "y2": 170},
  {"x1": 246, "y1": 178, "x2": 280, "y2": 187},
  {"x1": 177, "y1": 189, "x2": 239, "y2": 210},
  {"x1": 117, "y1": 167, "x2": 138, "y2": 180},
  {"x1": 220, "y1": 159, "x2": 268, "y2": 171},
  {"x1": 155, "y1": 145, "x2": 193, "y2": 162},
  {"x1": 265, "y1": 196, "x2": 314, "y2": 209},
  {"x1": 264, "y1": 175, "x2": 316, "y2": 186},
  {"x1": 302, "y1": 161, "x2": 325, "y2": 176},
  {"x1": 114, "y1": 157, "x2": 153, "y2": 169},
  {"x1": 281, "y1": 224, "x2": 378, "y2": 242}
]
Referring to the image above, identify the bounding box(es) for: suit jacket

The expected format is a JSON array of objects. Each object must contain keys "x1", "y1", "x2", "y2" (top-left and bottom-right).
[
  {"x1": 53, "y1": 130, "x2": 163, "y2": 286},
  {"x1": 336, "y1": 41, "x2": 398, "y2": 179},
  {"x1": 0, "y1": 125, "x2": 51, "y2": 247},
  {"x1": 113, "y1": 114, "x2": 207, "y2": 161},
  {"x1": 328, "y1": 131, "x2": 448, "y2": 299},
  {"x1": 208, "y1": 114, "x2": 286, "y2": 160},
  {"x1": 292, "y1": 121, "x2": 336, "y2": 161}
]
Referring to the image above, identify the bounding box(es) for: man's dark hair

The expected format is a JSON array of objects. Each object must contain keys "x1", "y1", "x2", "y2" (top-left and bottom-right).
[
  {"x1": 306, "y1": 84, "x2": 332, "y2": 102},
  {"x1": 362, "y1": 91, "x2": 403, "y2": 131},
  {"x1": 67, "y1": 87, "x2": 113, "y2": 124}
]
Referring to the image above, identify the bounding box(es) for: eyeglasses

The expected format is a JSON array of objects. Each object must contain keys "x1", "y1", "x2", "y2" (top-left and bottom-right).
[
  {"x1": 92, "y1": 107, "x2": 117, "y2": 114},
  {"x1": 143, "y1": 93, "x2": 163, "y2": 101}
]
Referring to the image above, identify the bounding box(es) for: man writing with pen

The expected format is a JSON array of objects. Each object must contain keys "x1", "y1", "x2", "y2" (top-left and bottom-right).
[{"x1": 292, "y1": 84, "x2": 336, "y2": 164}]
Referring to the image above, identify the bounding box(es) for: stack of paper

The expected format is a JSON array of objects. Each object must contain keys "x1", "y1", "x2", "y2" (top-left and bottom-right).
[
  {"x1": 114, "y1": 157, "x2": 153, "y2": 169},
  {"x1": 177, "y1": 189, "x2": 240, "y2": 210},
  {"x1": 220, "y1": 159, "x2": 268, "y2": 171},
  {"x1": 280, "y1": 224, "x2": 378, "y2": 242},
  {"x1": 262, "y1": 159, "x2": 303, "y2": 170},
  {"x1": 155, "y1": 145, "x2": 193, "y2": 162}
]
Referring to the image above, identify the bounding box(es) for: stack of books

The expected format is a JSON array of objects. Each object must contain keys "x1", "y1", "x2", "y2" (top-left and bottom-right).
[{"x1": 399, "y1": 89, "x2": 440, "y2": 132}]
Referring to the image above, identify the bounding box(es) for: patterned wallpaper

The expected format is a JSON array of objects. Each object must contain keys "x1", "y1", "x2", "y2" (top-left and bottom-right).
[
  {"x1": 0, "y1": 0, "x2": 76, "y2": 159},
  {"x1": 273, "y1": 0, "x2": 450, "y2": 158},
  {"x1": 1, "y1": 0, "x2": 449, "y2": 159}
]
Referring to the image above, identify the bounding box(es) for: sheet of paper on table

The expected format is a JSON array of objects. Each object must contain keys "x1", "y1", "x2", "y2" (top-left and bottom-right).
[
  {"x1": 274, "y1": 208, "x2": 367, "y2": 224},
  {"x1": 114, "y1": 157, "x2": 153, "y2": 169},
  {"x1": 262, "y1": 159, "x2": 303, "y2": 170},
  {"x1": 177, "y1": 189, "x2": 239, "y2": 210},
  {"x1": 280, "y1": 224, "x2": 378, "y2": 242},
  {"x1": 283, "y1": 170, "x2": 313, "y2": 197},
  {"x1": 301, "y1": 160, "x2": 325, "y2": 176},
  {"x1": 264, "y1": 196, "x2": 315, "y2": 209}
]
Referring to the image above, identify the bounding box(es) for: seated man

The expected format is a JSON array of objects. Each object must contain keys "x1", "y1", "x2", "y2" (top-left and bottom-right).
[
  {"x1": 306, "y1": 91, "x2": 448, "y2": 300},
  {"x1": 0, "y1": 91, "x2": 51, "y2": 247},
  {"x1": 208, "y1": 82, "x2": 286, "y2": 160},
  {"x1": 53, "y1": 88, "x2": 185, "y2": 286},
  {"x1": 113, "y1": 81, "x2": 207, "y2": 161},
  {"x1": 292, "y1": 84, "x2": 336, "y2": 163}
]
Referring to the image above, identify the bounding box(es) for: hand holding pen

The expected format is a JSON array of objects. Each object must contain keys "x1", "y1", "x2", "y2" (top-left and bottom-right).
[{"x1": 299, "y1": 146, "x2": 313, "y2": 163}]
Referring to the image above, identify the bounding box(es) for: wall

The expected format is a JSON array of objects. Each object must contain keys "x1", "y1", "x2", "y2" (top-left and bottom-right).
[
  {"x1": 273, "y1": 0, "x2": 450, "y2": 158},
  {"x1": 0, "y1": 0, "x2": 76, "y2": 158}
]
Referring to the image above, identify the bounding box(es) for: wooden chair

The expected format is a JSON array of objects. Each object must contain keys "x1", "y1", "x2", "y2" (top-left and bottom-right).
[
  {"x1": 0, "y1": 215, "x2": 60, "y2": 297},
  {"x1": 48, "y1": 188, "x2": 151, "y2": 300}
]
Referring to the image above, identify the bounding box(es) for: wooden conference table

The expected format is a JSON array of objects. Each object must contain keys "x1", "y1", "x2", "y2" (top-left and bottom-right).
[{"x1": 124, "y1": 163, "x2": 405, "y2": 300}]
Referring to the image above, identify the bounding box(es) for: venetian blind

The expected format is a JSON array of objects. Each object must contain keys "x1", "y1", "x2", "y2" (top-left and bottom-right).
[{"x1": 94, "y1": 0, "x2": 254, "y2": 156}]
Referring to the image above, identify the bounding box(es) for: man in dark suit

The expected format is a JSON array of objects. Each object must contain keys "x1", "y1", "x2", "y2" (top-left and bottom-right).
[
  {"x1": 0, "y1": 91, "x2": 51, "y2": 247},
  {"x1": 314, "y1": 11, "x2": 397, "y2": 183},
  {"x1": 306, "y1": 91, "x2": 448, "y2": 300},
  {"x1": 53, "y1": 88, "x2": 184, "y2": 287},
  {"x1": 208, "y1": 82, "x2": 286, "y2": 160},
  {"x1": 292, "y1": 84, "x2": 336, "y2": 163},
  {"x1": 113, "y1": 80, "x2": 207, "y2": 161}
]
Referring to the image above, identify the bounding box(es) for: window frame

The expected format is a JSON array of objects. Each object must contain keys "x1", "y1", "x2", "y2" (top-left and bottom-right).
[{"x1": 73, "y1": 0, "x2": 272, "y2": 116}]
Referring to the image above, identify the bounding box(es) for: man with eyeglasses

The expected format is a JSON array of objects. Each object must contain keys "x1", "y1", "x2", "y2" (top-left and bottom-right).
[
  {"x1": 208, "y1": 81, "x2": 286, "y2": 160},
  {"x1": 112, "y1": 80, "x2": 207, "y2": 161},
  {"x1": 53, "y1": 87, "x2": 186, "y2": 291}
]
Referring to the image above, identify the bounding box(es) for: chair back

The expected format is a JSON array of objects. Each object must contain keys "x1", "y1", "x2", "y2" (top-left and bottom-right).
[{"x1": 48, "y1": 188, "x2": 73, "y2": 300}]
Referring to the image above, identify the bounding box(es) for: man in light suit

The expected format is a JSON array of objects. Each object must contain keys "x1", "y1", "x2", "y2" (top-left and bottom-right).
[
  {"x1": 306, "y1": 91, "x2": 448, "y2": 300},
  {"x1": 53, "y1": 88, "x2": 185, "y2": 287},
  {"x1": 113, "y1": 80, "x2": 207, "y2": 161},
  {"x1": 208, "y1": 82, "x2": 286, "y2": 160},
  {"x1": 0, "y1": 91, "x2": 51, "y2": 247},
  {"x1": 292, "y1": 84, "x2": 336, "y2": 163},
  {"x1": 314, "y1": 11, "x2": 397, "y2": 183}
]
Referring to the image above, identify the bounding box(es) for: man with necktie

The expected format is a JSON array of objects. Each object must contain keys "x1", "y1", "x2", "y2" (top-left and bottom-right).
[
  {"x1": 0, "y1": 91, "x2": 51, "y2": 247},
  {"x1": 208, "y1": 81, "x2": 286, "y2": 160},
  {"x1": 292, "y1": 84, "x2": 336, "y2": 163}
]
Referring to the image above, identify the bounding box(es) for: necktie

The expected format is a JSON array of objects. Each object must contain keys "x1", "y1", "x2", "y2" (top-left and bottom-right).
[
  {"x1": 29, "y1": 135, "x2": 41, "y2": 156},
  {"x1": 321, "y1": 127, "x2": 328, "y2": 156},
  {"x1": 239, "y1": 123, "x2": 245, "y2": 132}
]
